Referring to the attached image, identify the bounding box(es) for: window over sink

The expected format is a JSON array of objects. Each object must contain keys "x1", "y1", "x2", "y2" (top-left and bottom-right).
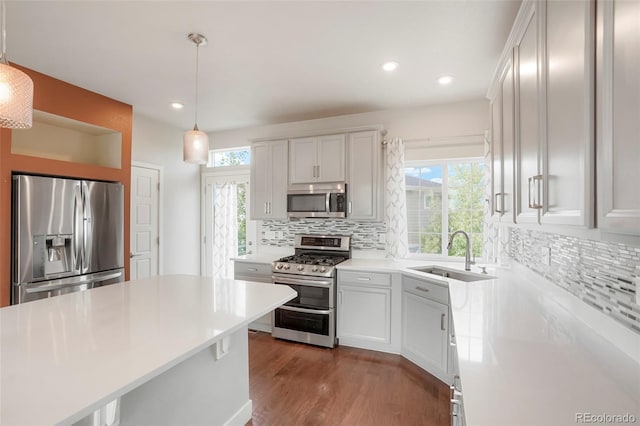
[{"x1": 405, "y1": 159, "x2": 484, "y2": 259}]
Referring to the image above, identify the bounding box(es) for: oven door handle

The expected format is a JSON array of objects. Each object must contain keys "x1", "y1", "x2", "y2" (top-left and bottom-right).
[
  {"x1": 272, "y1": 276, "x2": 333, "y2": 288},
  {"x1": 278, "y1": 305, "x2": 332, "y2": 315}
]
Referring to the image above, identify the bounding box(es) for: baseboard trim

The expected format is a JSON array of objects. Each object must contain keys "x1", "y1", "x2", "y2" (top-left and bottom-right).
[{"x1": 223, "y1": 399, "x2": 252, "y2": 426}]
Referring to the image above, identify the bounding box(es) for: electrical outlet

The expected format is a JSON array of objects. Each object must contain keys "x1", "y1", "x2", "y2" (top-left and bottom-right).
[
  {"x1": 275, "y1": 231, "x2": 284, "y2": 239},
  {"x1": 213, "y1": 336, "x2": 231, "y2": 361},
  {"x1": 265, "y1": 231, "x2": 275, "y2": 239},
  {"x1": 541, "y1": 247, "x2": 551, "y2": 266},
  {"x1": 378, "y1": 233, "x2": 386, "y2": 244}
]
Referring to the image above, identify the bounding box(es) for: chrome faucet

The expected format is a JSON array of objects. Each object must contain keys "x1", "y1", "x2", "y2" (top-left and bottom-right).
[{"x1": 447, "y1": 230, "x2": 474, "y2": 271}]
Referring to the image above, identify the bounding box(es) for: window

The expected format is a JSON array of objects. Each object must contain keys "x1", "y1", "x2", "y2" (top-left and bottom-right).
[
  {"x1": 207, "y1": 148, "x2": 250, "y2": 168},
  {"x1": 405, "y1": 159, "x2": 484, "y2": 258}
]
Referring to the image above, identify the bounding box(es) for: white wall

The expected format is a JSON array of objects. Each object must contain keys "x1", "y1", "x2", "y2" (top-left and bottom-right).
[
  {"x1": 132, "y1": 113, "x2": 201, "y2": 275},
  {"x1": 208, "y1": 99, "x2": 489, "y2": 151}
]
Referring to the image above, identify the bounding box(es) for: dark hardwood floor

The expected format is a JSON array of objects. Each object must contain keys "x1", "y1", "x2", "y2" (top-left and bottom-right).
[{"x1": 247, "y1": 331, "x2": 450, "y2": 426}]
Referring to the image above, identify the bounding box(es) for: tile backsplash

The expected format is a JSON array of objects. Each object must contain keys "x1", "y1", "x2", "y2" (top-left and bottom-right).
[
  {"x1": 261, "y1": 219, "x2": 387, "y2": 250},
  {"x1": 510, "y1": 227, "x2": 640, "y2": 334}
]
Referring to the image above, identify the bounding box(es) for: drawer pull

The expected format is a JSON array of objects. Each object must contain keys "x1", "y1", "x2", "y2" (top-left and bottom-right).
[
  {"x1": 441, "y1": 313, "x2": 446, "y2": 331},
  {"x1": 357, "y1": 277, "x2": 371, "y2": 281},
  {"x1": 247, "y1": 268, "x2": 258, "y2": 272},
  {"x1": 415, "y1": 286, "x2": 430, "y2": 293}
]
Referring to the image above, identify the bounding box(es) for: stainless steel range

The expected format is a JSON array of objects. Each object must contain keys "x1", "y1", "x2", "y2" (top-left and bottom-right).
[{"x1": 271, "y1": 234, "x2": 351, "y2": 348}]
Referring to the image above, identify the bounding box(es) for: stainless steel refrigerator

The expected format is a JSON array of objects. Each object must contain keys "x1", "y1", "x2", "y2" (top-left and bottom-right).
[{"x1": 12, "y1": 174, "x2": 125, "y2": 304}]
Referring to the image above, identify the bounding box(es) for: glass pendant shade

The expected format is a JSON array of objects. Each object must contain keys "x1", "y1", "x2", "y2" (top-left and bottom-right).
[
  {"x1": 0, "y1": 62, "x2": 33, "y2": 129},
  {"x1": 183, "y1": 128, "x2": 209, "y2": 164}
]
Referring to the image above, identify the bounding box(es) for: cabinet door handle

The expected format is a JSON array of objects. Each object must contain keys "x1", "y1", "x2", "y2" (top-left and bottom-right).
[
  {"x1": 338, "y1": 290, "x2": 342, "y2": 305},
  {"x1": 267, "y1": 202, "x2": 271, "y2": 215},
  {"x1": 494, "y1": 193, "x2": 504, "y2": 213},
  {"x1": 357, "y1": 277, "x2": 371, "y2": 281},
  {"x1": 317, "y1": 165, "x2": 320, "y2": 178},
  {"x1": 415, "y1": 286, "x2": 430, "y2": 293},
  {"x1": 528, "y1": 175, "x2": 543, "y2": 209},
  {"x1": 348, "y1": 201, "x2": 352, "y2": 214},
  {"x1": 441, "y1": 313, "x2": 446, "y2": 331},
  {"x1": 247, "y1": 268, "x2": 258, "y2": 272},
  {"x1": 264, "y1": 203, "x2": 268, "y2": 214}
]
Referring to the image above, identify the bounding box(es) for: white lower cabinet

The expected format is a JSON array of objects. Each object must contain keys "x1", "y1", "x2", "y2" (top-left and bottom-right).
[
  {"x1": 233, "y1": 261, "x2": 272, "y2": 332},
  {"x1": 449, "y1": 318, "x2": 466, "y2": 426},
  {"x1": 337, "y1": 270, "x2": 399, "y2": 353},
  {"x1": 339, "y1": 285, "x2": 390, "y2": 344},
  {"x1": 401, "y1": 275, "x2": 450, "y2": 383}
]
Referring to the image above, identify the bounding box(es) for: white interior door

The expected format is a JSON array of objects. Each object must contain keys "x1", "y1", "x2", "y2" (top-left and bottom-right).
[
  {"x1": 203, "y1": 171, "x2": 255, "y2": 278},
  {"x1": 131, "y1": 165, "x2": 160, "y2": 280}
]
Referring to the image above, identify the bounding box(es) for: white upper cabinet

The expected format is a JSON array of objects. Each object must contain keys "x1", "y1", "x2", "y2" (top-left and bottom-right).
[
  {"x1": 514, "y1": 3, "x2": 540, "y2": 224},
  {"x1": 317, "y1": 134, "x2": 346, "y2": 182},
  {"x1": 288, "y1": 137, "x2": 316, "y2": 183},
  {"x1": 490, "y1": 58, "x2": 515, "y2": 223},
  {"x1": 491, "y1": 56, "x2": 515, "y2": 223},
  {"x1": 490, "y1": 93, "x2": 503, "y2": 220},
  {"x1": 250, "y1": 140, "x2": 288, "y2": 220},
  {"x1": 347, "y1": 130, "x2": 382, "y2": 221},
  {"x1": 597, "y1": 0, "x2": 640, "y2": 234},
  {"x1": 501, "y1": 57, "x2": 516, "y2": 224},
  {"x1": 289, "y1": 134, "x2": 346, "y2": 184},
  {"x1": 541, "y1": 0, "x2": 594, "y2": 227},
  {"x1": 491, "y1": 0, "x2": 595, "y2": 228}
]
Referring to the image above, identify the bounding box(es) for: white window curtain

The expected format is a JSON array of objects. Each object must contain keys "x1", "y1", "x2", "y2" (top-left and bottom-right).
[
  {"x1": 212, "y1": 182, "x2": 238, "y2": 279},
  {"x1": 385, "y1": 138, "x2": 410, "y2": 258}
]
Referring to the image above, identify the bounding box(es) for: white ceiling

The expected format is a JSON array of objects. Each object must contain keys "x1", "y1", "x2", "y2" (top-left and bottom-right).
[{"x1": 6, "y1": 1, "x2": 520, "y2": 132}]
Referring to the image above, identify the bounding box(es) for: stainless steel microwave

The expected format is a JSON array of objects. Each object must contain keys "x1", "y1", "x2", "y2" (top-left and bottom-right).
[{"x1": 287, "y1": 183, "x2": 347, "y2": 218}]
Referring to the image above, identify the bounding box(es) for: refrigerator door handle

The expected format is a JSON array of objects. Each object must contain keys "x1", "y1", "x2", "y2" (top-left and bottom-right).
[
  {"x1": 73, "y1": 183, "x2": 83, "y2": 272},
  {"x1": 82, "y1": 181, "x2": 92, "y2": 274},
  {"x1": 22, "y1": 270, "x2": 124, "y2": 294},
  {"x1": 91, "y1": 270, "x2": 123, "y2": 283}
]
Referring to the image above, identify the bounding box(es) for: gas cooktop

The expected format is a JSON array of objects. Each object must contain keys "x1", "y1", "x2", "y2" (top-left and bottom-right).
[
  {"x1": 276, "y1": 254, "x2": 347, "y2": 266},
  {"x1": 272, "y1": 234, "x2": 351, "y2": 277}
]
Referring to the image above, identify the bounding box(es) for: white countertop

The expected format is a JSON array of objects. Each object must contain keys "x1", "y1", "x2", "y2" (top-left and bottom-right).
[
  {"x1": 449, "y1": 263, "x2": 640, "y2": 426},
  {"x1": 0, "y1": 275, "x2": 296, "y2": 426},
  {"x1": 338, "y1": 258, "x2": 640, "y2": 425},
  {"x1": 231, "y1": 247, "x2": 294, "y2": 264}
]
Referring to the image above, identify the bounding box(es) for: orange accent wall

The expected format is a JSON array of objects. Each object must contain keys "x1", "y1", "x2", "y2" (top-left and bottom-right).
[{"x1": 0, "y1": 64, "x2": 132, "y2": 307}]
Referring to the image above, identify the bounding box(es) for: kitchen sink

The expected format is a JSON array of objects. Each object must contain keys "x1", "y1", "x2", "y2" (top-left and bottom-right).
[{"x1": 409, "y1": 266, "x2": 495, "y2": 282}]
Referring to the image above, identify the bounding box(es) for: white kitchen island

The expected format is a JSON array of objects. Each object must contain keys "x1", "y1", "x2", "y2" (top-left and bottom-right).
[{"x1": 0, "y1": 275, "x2": 296, "y2": 426}]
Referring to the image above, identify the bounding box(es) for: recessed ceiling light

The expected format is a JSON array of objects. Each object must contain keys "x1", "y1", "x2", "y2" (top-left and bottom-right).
[
  {"x1": 382, "y1": 61, "x2": 399, "y2": 72},
  {"x1": 438, "y1": 75, "x2": 453, "y2": 85},
  {"x1": 170, "y1": 102, "x2": 184, "y2": 110}
]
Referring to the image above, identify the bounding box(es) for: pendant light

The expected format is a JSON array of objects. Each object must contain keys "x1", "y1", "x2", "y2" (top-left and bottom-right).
[
  {"x1": 183, "y1": 33, "x2": 209, "y2": 164},
  {"x1": 0, "y1": 0, "x2": 33, "y2": 129}
]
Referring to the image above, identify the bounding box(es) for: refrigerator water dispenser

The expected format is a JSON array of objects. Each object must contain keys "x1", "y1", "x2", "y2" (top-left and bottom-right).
[{"x1": 33, "y1": 235, "x2": 73, "y2": 277}]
